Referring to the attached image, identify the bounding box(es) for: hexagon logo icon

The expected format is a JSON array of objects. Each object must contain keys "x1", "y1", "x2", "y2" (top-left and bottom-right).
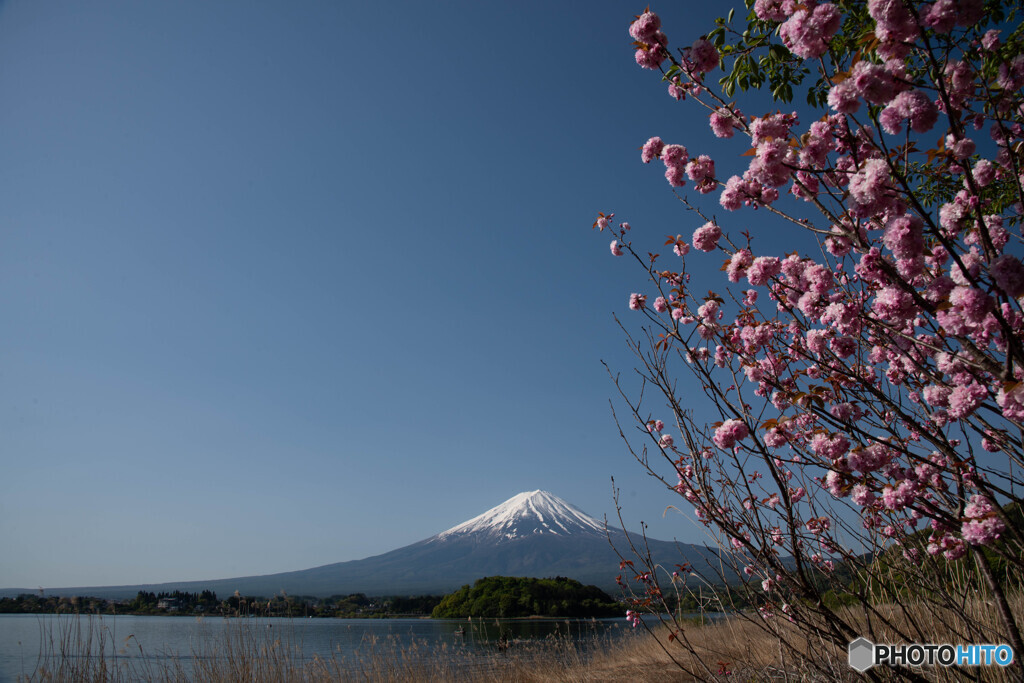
[{"x1": 848, "y1": 637, "x2": 875, "y2": 672}]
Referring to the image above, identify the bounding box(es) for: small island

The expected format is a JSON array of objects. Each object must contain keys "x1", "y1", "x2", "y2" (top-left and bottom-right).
[{"x1": 431, "y1": 576, "x2": 621, "y2": 619}]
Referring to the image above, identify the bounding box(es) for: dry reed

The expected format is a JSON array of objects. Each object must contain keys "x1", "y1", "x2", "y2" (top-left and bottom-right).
[
  {"x1": 573, "y1": 594, "x2": 1024, "y2": 682},
  {"x1": 18, "y1": 597, "x2": 1022, "y2": 682},
  {"x1": 19, "y1": 615, "x2": 640, "y2": 682}
]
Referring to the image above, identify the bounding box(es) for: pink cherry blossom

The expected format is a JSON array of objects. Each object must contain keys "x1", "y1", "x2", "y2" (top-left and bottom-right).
[
  {"x1": 709, "y1": 108, "x2": 742, "y2": 138},
  {"x1": 688, "y1": 38, "x2": 719, "y2": 73},
  {"x1": 924, "y1": 0, "x2": 958, "y2": 33},
  {"x1": 748, "y1": 139, "x2": 794, "y2": 187},
  {"x1": 879, "y1": 90, "x2": 938, "y2": 135},
  {"x1": 996, "y1": 55, "x2": 1024, "y2": 90},
  {"x1": 972, "y1": 159, "x2": 996, "y2": 186},
  {"x1": 749, "y1": 112, "x2": 798, "y2": 146},
  {"x1": 778, "y1": 3, "x2": 841, "y2": 59},
  {"x1": 827, "y1": 79, "x2": 860, "y2": 114},
  {"x1": 713, "y1": 419, "x2": 750, "y2": 449},
  {"x1": 851, "y1": 484, "x2": 876, "y2": 506},
  {"x1": 850, "y1": 61, "x2": 899, "y2": 105},
  {"x1": 872, "y1": 286, "x2": 917, "y2": 325},
  {"x1": 727, "y1": 249, "x2": 753, "y2": 283},
  {"x1": 947, "y1": 381, "x2": 988, "y2": 418},
  {"x1": 629, "y1": 11, "x2": 662, "y2": 43},
  {"x1": 946, "y1": 135, "x2": 976, "y2": 159},
  {"x1": 665, "y1": 165, "x2": 686, "y2": 187},
  {"x1": 685, "y1": 155, "x2": 717, "y2": 193},
  {"x1": 882, "y1": 214, "x2": 924, "y2": 259},
  {"x1": 635, "y1": 42, "x2": 668, "y2": 70},
  {"x1": 848, "y1": 159, "x2": 898, "y2": 217},
  {"x1": 753, "y1": 0, "x2": 794, "y2": 22},
  {"x1": 661, "y1": 144, "x2": 688, "y2": 168},
  {"x1": 868, "y1": 0, "x2": 919, "y2": 47},
  {"x1": 692, "y1": 222, "x2": 722, "y2": 252},
  {"x1": 961, "y1": 494, "x2": 1005, "y2": 545},
  {"x1": 949, "y1": 285, "x2": 992, "y2": 324},
  {"x1": 697, "y1": 299, "x2": 720, "y2": 324},
  {"x1": 641, "y1": 136, "x2": 665, "y2": 164},
  {"x1": 990, "y1": 255, "x2": 1024, "y2": 298}
]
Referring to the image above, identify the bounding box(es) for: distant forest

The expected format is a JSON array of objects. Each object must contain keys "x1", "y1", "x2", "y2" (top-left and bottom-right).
[
  {"x1": 0, "y1": 590, "x2": 443, "y2": 618},
  {"x1": 0, "y1": 576, "x2": 628, "y2": 619}
]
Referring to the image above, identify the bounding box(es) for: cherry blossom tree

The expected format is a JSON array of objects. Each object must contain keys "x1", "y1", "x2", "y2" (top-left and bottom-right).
[{"x1": 597, "y1": 1, "x2": 1024, "y2": 677}]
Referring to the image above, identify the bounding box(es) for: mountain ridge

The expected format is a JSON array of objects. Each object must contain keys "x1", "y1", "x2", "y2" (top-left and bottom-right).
[{"x1": 0, "y1": 491, "x2": 724, "y2": 599}]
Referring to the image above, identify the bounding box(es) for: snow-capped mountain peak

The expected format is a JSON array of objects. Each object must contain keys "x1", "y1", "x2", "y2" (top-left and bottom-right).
[{"x1": 435, "y1": 490, "x2": 607, "y2": 541}]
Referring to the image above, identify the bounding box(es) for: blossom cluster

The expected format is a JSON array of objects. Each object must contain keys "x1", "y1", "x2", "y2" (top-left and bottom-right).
[
  {"x1": 630, "y1": 11, "x2": 668, "y2": 70},
  {"x1": 609, "y1": 2, "x2": 1024, "y2": 588},
  {"x1": 640, "y1": 136, "x2": 719, "y2": 193}
]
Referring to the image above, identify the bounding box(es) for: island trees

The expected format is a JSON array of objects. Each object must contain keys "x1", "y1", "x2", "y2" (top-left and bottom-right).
[
  {"x1": 596, "y1": 0, "x2": 1024, "y2": 677},
  {"x1": 431, "y1": 576, "x2": 620, "y2": 619}
]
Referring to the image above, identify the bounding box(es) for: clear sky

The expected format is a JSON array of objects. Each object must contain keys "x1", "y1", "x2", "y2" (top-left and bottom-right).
[{"x1": 0, "y1": 0, "x2": 750, "y2": 588}]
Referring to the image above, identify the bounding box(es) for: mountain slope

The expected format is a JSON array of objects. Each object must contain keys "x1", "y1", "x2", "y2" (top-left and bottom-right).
[{"x1": 1, "y1": 491, "x2": 725, "y2": 599}]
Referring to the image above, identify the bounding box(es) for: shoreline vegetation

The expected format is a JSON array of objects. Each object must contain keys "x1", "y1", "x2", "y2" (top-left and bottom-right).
[
  {"x1": 0, "y1": 590, "x2": 444, "y2": 619},
  {"x1": 1, "y1": 576, "x2": 625, "y2": 620}
]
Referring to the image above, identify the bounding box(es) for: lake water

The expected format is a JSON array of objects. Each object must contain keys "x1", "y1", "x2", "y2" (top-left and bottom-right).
[{"x1": 0, "y1": 613, "x2": 633, "y2": 681}]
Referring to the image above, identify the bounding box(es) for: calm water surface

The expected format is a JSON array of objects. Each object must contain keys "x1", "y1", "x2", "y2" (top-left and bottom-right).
[{"x1": 0, "y1": 613, "x2": 631, "y2": 681}]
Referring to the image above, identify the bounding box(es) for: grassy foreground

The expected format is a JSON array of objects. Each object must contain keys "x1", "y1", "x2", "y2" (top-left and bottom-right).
[
  {"x1": 20, "y1": 596, "x2": 1023, "y2": 681},
  {"x1": 14, "y1": 616, "x2": 852, "y2": 681},
  {"x1": 17, "y1": 613, "x2": 747, "y2": 682},
  {"x1": 19, "y1": 614, "x2": 656, "y2": 683}
]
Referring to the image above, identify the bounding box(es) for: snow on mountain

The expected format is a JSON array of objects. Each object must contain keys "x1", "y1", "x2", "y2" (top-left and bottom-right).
[{"x1": 435, "y1": 490, "x2": 607, "y2": 541}]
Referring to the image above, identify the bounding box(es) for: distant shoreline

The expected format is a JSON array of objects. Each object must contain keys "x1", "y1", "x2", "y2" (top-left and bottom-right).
[{"x1": 0, "y1": 610, "x2": 623, "y2": 620}]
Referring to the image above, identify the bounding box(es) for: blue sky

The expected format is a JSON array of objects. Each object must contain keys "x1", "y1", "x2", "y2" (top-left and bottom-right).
[{"x1": 0, "y1": 0, "x2": 753, "y2": 588}]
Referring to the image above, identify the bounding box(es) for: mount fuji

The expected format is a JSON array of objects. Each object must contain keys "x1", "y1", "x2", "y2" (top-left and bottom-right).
[
  {"x1": 2, "y1": 490, "x2": 724, "y2": 599},
  {"x1": 435, "y1": 490, "x2": 611, "y2": 541}
]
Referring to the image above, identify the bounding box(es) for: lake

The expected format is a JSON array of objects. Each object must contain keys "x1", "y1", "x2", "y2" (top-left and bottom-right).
[{"x1": 0, "y1": 613, "x2": 633, "y2": 681}]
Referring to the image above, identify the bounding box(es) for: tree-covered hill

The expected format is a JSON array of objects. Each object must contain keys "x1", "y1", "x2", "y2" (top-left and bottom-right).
[{"x1": 431, "y1": 576, "x2": 622, "y2": 618}]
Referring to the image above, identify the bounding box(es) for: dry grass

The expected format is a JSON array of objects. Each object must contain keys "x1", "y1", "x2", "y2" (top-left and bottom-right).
[
  {"x1": 560, "y1": 594, "x2": 1024, "y2": 682},
  {"x1": 9, "y1": 614, "x2": 849, "y2": 682},
  {"x1": 19, "y1": 597, "x2": 1023, "y2": 682},
  {"x1": 21, "y1": 615, "x2": 650, "y2": 682},
  {"x1": 554, "y1": 617, "x2": 830, "y2": 682}
]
